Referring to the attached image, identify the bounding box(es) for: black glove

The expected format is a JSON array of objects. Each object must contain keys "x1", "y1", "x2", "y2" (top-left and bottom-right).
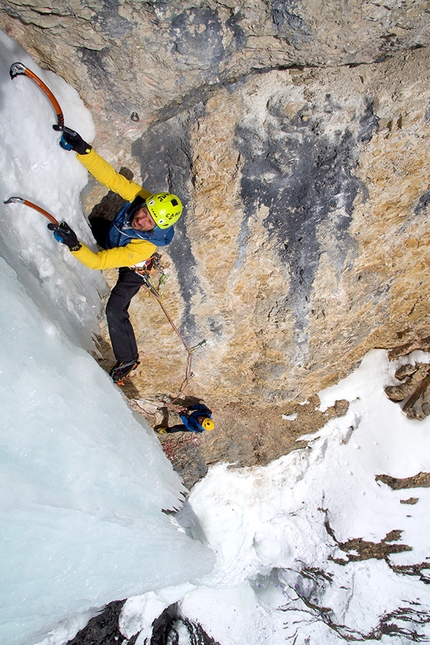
[
  {"x1": 59, "y1": 127, "x2": 92, "y2": 155},
  {"x1": 48, "y1": 221, "x2": 82, "y2": 251}
]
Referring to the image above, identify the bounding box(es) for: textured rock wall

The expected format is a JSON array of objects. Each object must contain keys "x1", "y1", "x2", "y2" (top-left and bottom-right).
[
  {"x1": 1, "y1": 2, "x2": 430, "y2": 438},
  {"x1": 1, "y1": 0, "x2": 429, "y2": 143},
  {"x1": 175, "y1": 50, "x2": 430, "y2": 406}
]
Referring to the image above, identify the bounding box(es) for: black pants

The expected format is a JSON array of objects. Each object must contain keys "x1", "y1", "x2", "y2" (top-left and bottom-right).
[
  {"x1": 90, "y1": 217, "x2": 144, "y2": 364},
  {"x1": 106, "y1": 268, "x2": 145, "y2": 363}
]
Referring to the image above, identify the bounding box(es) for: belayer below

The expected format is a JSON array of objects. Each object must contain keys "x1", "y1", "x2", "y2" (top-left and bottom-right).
[
  {"x1": 50, "y1": 128, "x2": 183, "y2": 384},
  {"x1": 157, "y1": 403, "x2": 214, "y2": 434}
]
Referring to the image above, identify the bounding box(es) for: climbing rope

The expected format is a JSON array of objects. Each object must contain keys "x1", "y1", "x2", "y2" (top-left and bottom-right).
[{"x1": 137, "y1": 261, "x2": 206, "y2": 405}]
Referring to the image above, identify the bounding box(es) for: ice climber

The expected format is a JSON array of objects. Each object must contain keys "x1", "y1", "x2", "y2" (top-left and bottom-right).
[
  {"x1": 157, "y1": 403, "x2": 214, "y2": 434},
  {"x1": 49, "y1": 128, "x2": 183, "y2": 384}
]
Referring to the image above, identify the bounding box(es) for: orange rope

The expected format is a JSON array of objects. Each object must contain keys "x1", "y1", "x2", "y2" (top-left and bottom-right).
[{"x1": 131, "y1": 399, "x2": 158, "y2": 421}]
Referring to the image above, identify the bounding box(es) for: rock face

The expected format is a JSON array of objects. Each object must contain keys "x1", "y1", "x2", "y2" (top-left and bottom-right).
[
  {"x1": 385, "y1": 353, "x2": 430, "y2": 420},
  {"x1": 1, "y1": 0, "x2": 429, "y2": 140},
  {"x1": 1, "y1": 1, "x2": 430, "y2": 465}
]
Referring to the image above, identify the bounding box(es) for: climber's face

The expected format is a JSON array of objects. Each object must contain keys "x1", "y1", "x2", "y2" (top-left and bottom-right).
[{"x1": 131, "y1": 206, "x2": 155, "y2": 231}]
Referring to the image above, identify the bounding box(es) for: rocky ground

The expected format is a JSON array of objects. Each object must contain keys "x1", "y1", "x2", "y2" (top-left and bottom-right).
[{"x1": 66, "y1": 599, "x2": 221, "y2": 645}]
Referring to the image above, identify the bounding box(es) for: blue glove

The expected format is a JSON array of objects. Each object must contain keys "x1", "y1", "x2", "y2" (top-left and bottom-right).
[{"x1": 48, "y1": 222, "x2": 81, "y2": 251}]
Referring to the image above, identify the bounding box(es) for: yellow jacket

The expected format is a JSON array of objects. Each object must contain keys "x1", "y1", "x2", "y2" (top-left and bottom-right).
[{"x1": 71, "y1": 149, "x2": 156, "y2": 269}]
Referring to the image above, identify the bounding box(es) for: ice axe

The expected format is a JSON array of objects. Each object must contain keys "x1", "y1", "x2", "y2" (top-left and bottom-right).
[
  {"x1": 10, "y1": 62, "x2": 65, "y2": 131},
  {"x1": 4, "y1": 196, "x2": 59, "y2": 226}
]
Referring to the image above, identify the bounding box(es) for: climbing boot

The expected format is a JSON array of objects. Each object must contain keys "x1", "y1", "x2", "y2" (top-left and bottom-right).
[{"x1": 109, "y1": 360, "x2": 140, "y2": 385}]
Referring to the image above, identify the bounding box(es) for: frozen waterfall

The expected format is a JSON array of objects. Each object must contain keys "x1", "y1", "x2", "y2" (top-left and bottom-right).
[{"x1": 0, "y1": 32, "x2": 214, "y2": 645}]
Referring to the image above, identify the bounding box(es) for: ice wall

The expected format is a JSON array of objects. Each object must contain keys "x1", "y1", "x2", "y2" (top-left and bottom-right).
[{"x1": 0, "y1": 32, "x2": 214, "y2": 645}]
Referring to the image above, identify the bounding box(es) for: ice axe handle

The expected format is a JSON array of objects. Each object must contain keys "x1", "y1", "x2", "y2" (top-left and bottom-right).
[
  {"x1": 10, "y1": 61, "x2": 65, "y2": 130},
  {"x1": 4, "y1": 196, "x2": 59, "y2": 226}
]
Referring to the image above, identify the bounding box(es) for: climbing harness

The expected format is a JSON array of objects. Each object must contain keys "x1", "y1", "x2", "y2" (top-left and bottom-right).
[
  {"x1": 10, "y1": 62, "x2": 65, "y2": 131},
  {"x1": 133, "y1": 252, "x2": 165, "y2": 281}
]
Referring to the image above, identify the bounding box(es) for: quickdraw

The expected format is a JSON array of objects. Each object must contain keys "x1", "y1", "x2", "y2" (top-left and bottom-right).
[
  {"x1": 132, "y1": 253, "x2": 167, "y2": 295},
  {"x1": 4, "y1": 196, "x2": 59, "y2": 226},
  {"x1": 10, "y1": 62, "x2": 65, "y2": 131}
]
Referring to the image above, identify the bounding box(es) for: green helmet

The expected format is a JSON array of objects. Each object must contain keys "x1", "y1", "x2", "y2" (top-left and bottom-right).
[{"x1": 146, "y1": 193, "x2": 183, "y2": 229}]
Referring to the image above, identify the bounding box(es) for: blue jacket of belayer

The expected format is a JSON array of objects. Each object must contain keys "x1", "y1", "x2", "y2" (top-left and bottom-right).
[
  {"x1": 179, "y1": 403, "x2": 213, "y2": 433},
  {"x1": 105, "y1": 195, "x2": 175, "y2": 249}
]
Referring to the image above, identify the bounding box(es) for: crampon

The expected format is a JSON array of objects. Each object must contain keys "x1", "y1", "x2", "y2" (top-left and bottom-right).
[{"x1": 109, "y1": 360, "x2": 140, "y2": 385}]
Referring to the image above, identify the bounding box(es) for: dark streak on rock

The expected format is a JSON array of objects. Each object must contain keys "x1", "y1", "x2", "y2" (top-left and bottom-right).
[
  {"x1": 414, "y1": 190, "x2": 430, "y2": 216},
  {"x1": 132, "y1": 108, "x2": 206, "y2": 342},
  {"x1": 234, "y1": 95, "x2": 369, "y2": 363},
  {"x1": 271, "y1": 0, "x2": 311, "y2": 42},
  {"x1": 170, "y1": 7, "x2": 225, "y2": 82},
  {"x1": 91, "y1": 0, "x2": 132, "y2": 38}
]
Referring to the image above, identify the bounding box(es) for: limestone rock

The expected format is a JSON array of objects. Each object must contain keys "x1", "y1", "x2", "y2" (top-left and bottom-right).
[
  {"x1": 1, "y1": 0, "x2": 429, "y2": 142},
  {"x1": 123, "y1": 49, "x2": 430, "y2": 411},
  {"x1": 385, "y1": 359, "x2": 430, "y2": 420},
  {"x1": 385, "y1": 363, "x2": 430, "y2": 402}
]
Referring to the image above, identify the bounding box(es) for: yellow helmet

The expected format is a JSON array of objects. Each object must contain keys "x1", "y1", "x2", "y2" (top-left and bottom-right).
[
  {"x1": 201, "y1": 418, "x2": 214, "y2": 431},
  {"x1": 146, "y1": 193, "x2": 182, "y2": 229}
]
